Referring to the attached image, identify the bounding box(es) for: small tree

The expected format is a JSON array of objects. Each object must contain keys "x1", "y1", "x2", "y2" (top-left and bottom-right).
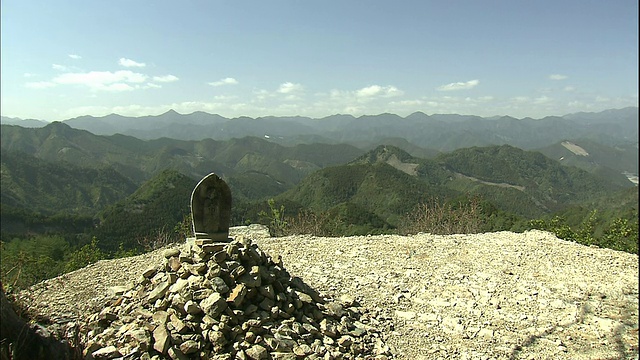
[
  {"x1": 64, "y1": 237, "x2": 106, "y2": 272},
  {"x1": 259, "y1": 199, "x2": 288, "y2": 237}
]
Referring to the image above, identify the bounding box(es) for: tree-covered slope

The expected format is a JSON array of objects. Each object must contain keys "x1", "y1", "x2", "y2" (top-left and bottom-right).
[
  {"x1": 0, "y1": 151, "x2": 137, "y2": 216},
  {"x1": 92, "y1": 169, "x2": 197, "y2": 251},
  {"x1": 1, "y1": 123, "x2": 365, "y2": 199},
  {"x1": 435, "y1": 145, "x2": 632, "y2": 212}
]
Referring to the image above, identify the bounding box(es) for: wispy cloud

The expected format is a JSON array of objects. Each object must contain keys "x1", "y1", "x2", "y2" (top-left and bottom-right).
[
  {"x1": 277, "y1": 82, "x2": 303, "y2": 94},
  {"x1": 52, "y1": 64, "x2": 69, "y2": 71},
  {"x1": 533, "y1": 96, "x2": 552, "y2": 104},
  {"x1": 549, "y1": 74, "x2": 568, "y2": 80},
  {"x1": 208, "y1": 77, "x2": 238, "y2": 86},
  {"x1": 118, "y1": 58, "x2": 146, "y2": 68},
  {"x1": 144, "y1": 83, "x2": 162, "y2": 89},
  {"x1": 153, "y1": 75, "x2": 179, "y2": 83},
  {"x1": 68, "y1": 54, "x2": 82, "y2": 60},
  {"x1": 437, "y1": 79, "x2": 479, "y2": 91}
]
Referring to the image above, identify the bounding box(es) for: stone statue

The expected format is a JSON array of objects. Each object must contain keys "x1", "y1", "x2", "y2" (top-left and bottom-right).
[{"x1": 190, "y1": 173, "x2": 232, "y2": 242}]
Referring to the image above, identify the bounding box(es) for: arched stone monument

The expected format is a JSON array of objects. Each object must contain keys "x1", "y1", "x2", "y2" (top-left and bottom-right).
[{"x1": 190, "y1": 173, "x2": 232, "y2": 242}]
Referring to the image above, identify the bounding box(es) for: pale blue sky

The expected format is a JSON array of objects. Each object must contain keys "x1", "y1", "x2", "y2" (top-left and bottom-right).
[{"x1": 1, "y1": 1, "x2": 637, "y2": 121}]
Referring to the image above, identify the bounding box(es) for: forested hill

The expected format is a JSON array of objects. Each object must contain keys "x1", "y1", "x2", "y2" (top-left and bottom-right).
[
  {"x1": 275, "y1": 144, "x2": 634, "y2": 226},
  {"x1": 1, "y1": 132, "x2": 637, "y2": 293},
  {"x1": 0, "y1": 122, "x2": 364, "y2": 186}
]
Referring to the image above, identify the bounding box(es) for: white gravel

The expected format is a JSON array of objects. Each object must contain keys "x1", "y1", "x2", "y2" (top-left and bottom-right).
[{"x1": 18, "y1": 227, "x2": 639, "y2": 359}]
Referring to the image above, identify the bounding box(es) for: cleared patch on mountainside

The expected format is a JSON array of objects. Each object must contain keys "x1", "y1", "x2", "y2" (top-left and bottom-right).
[
  {"x1": 623, "y1": 171, "x2": 639, "y2": 185},
  {"x1": 454, "y1": 172, "x2": 526, "y2": 191},
  {"x1": 384, "y1": 154, "x2": 419, "y2": 176},
  {"x1": 561, "y1": 141, "x2": 589, "y2": 156}
]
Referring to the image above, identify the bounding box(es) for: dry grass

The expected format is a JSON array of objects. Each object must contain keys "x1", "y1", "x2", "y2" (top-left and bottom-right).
[{"x1": 398, "y1": 196, "x2": 484, "y2": 235}]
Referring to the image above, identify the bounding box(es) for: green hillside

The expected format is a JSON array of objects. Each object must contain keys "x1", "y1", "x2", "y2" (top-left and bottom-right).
[
  {"x1": 268, "y1": 144, "x2": 633, "y2": 234},
  {"x1": 92, "y1": 169, "x2": 197, "y2": 252},
  {"x1": 0, "y1": 151, "x2": 137, "y2": 216},
  {"x1": 1, "y1": 123, "x2": 365, "y2": 199},
  {"x1": 435, "y1": 145, "x2": 631, "y2": 212},
  {"x1": 2, "y1": 137, "x2": 637, "y2": 291}
]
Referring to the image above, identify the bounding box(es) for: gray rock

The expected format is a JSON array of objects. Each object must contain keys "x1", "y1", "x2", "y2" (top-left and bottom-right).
[
  {"x1": 153, "y1": 324, "x2": 171, "y2": 354},
  {"x1": 200, "y1": 292, "x2": 228, "y2": 318},
  {"x1": 163, "y1": 248, "x2": 181, "y2": 258},
  {"x1": 148, "y1": 282, "x2": 170, "y2": 302},
  {"x1": 179, "y1": 339, "x2": 200, "y2": 354},
  {"x1": 184, "y1": 300, "x2": 202, "y2": 315},
  {"x1": 245, "y1": 344, "x2": 269, "y2": 359},
  {"x1": 91, "y1": 346, "x2": 122, "y2": 359}
]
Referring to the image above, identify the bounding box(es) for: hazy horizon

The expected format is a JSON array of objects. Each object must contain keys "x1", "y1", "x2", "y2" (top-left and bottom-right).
[{"x1": 2, "y1": 106, "x2": 638, "y2": 124}]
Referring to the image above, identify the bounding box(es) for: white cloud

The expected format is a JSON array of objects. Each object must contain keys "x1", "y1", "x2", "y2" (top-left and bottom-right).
[
  {"x1": 356, "y1": 85, "x2": 403, "y2": 99},
  {"x1": 563, "y1": 86, "x2": 575, "y2": 92},
  {"x1": 437, "y1": 79, "x2": 479, "y2": 91},
  {"x1": 153, "y1": 75, "x2": 179, "y2": 83},
  {"x1": 277, "y1": 82, "x2": 303, "y2": 94},
  {"x1": 68, "y1": 54, "x2": 81, "y2": 60},
  {"x1": 23, "y1": 73, "x2": 37, "y2": 78},
  {"x1": 52, "y1": 70, "x2": 147, "y2": 91},
  {"x1": 118, "y1": 58, "x2": 146, "y2": 68},
  {"x1": 390, "y1": 99, "x2": 424, "y2": 106},
  {"x1": 52, "y1": 64, "x2": 69, "y2": 71},
  {"x1": 533, "y1": 96, "x2": 552, "y2": 104},
  {"x1": 25, "y1": 81, "x2": 56, "y2": 89},
  {"x1": 549, "y1": 74, "x2": 568, "y2": 80},
  {"x1": 145, "y1": 83, "x2": 162, "y2": 89},
  {"x1": 208, "y1": 77, "x2": 238, "y2": 86},
  {"x1": 101, "y1": 83, "x2": 135, "y2": 92}
]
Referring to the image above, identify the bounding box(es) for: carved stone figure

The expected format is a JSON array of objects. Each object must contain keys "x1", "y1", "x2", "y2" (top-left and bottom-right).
[{"x1": 190, "y1": 173, "x2": 232, "y2": 241}]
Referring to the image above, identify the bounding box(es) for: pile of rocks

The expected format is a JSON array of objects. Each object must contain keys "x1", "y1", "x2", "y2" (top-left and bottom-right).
[{"x1": 80, "y1": 235, "x2": 393, "y2": 360}]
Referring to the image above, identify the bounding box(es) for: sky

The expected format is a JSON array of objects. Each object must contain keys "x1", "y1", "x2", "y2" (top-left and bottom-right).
[{"x1": 1, "y1": 1, "x2": 638, "y2": 122}]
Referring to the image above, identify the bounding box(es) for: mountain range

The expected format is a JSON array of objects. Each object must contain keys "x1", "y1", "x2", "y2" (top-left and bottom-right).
[
  {"x1": 1, "y1": 117, "x2": 638, "y2": 263},
  {"x1": 2, "y1": 107, "x2": 637, "y2": 152}
]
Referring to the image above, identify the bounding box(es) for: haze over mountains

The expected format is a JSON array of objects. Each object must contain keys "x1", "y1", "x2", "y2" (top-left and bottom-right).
[{"x1": 1, "y1": 107, "x2": 637, "y2": 152}]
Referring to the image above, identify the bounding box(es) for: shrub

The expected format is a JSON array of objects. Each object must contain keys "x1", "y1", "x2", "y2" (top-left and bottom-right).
[
  {"x1": 398, "y1": 196, "x2": 484, "y2": 235},
  {"x1": 259, "y1": 199, "x2": 288, "y2": 237}
]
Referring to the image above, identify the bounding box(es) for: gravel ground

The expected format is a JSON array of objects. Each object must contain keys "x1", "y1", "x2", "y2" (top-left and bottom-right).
[{"x1": 17, "y1": 227, "x2": 639, "y2": 359}]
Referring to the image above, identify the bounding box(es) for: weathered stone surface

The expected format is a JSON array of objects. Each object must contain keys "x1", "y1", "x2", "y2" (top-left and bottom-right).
[
  {"x1": 152, "y1": 324, "x2": 171, "y2": 354},
  {"x1": 191, "y1": 173, "x2": 231, "y2": 241},
  {"x1": 163, "y1": 248, "x2": 181, "y2": 258},
  {"x1": 91, "y1": 345, "x2": 122, "y2": 359},
  {"x1": 179, "y1": 339, "x2": 200, "y2": 354},
  {"x1": 200, "y1": 292, "x2": 228, "y2": 318},
  {"x1": 183, "y1": 300, "x2": 202, "y2": 315},
  {"x1": 148, "y1": 281, "x2": 170, "y2": 302},
  {"x1": 227, "y1": 283, "x2": 248, "y2": 307},
  {"x1": 245, "y1": 344, "x2": 269, "y2": 359}
]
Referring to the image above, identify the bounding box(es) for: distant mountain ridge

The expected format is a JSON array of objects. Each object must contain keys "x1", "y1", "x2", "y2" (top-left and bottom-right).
[{"x1": 2, "y1": 107, "x2": 637, "y2": 152}]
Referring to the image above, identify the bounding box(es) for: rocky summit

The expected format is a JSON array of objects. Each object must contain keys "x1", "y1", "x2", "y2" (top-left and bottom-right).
[
  {"x1": 79, "y1": 233, "x2": 392, "y2": 360},
  {"x1": 12, "y1": 226, "x2": 639, "y2": 359}
]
